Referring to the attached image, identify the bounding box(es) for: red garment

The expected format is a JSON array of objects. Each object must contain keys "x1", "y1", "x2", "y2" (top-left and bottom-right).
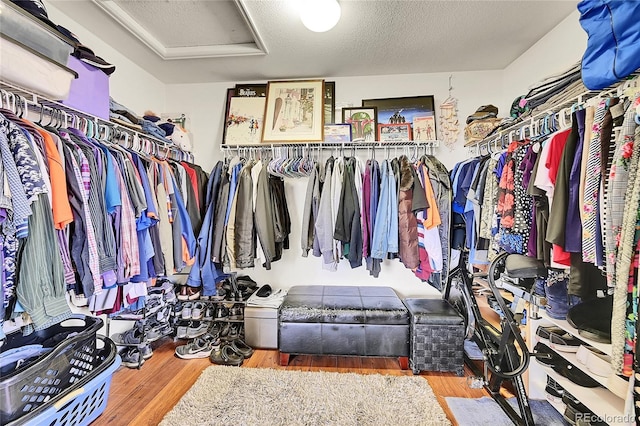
[
  {"x1": 182, "y1": 162, "x2": 200, "y2": 209},
  {"x1": 546, "y1": 129, "x2": 571, "y2": 185}
]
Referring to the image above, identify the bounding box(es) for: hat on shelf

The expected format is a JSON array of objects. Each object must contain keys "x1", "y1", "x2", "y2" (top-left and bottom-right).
[
  {"x1": 466, "y1": 105, "x2": 499, "y2": 124},
  {"x1": 9, "y1": 0, "x2": 79, "y2": 44}
]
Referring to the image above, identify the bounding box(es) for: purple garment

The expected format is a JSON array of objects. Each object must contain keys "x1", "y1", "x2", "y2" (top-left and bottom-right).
[
  {"x1": 564, "y1": 109, "x2": 586, "y2": 253},
  {"x1": 519, "y1": 146, "x2": 538, "y2": 190}
]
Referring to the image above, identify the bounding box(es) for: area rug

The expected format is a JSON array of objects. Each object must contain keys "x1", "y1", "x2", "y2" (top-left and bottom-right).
[
  {"x1": 160, "y1": 366, "x2": 451, "y2": 426},
  {"x1": 446, "y1": 396, "x2": 569, "y2": 426}
]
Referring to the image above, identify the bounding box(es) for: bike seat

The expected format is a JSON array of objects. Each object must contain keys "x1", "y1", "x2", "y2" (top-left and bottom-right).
[{"x1": 505, "y1": 254, "x2": 547, "y2": 279}]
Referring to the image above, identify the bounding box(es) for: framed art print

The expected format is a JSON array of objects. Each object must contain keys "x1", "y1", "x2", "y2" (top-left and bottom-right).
[
  {"x1": 412, "y1": 114, "x2": 437, "y2": 141},
  {"x1": 262, "y1": 79, "x2": 324, "y2": 143},
  {"x1": 377, "y1": 123, "x2": 412, "y2": 142},
  {"x1": 324, "y1": 123, "x2": 351, "y2": 143},
  {"x1": 223, "y1": 97, "x2": 265, "y2": 145},
  {"x1": 362, "y1": 95, "x2": 436, "y2": 135},
  {"x1": 324, "y1": 81, "x2": 335, "y2": 124},
  {"x1": 221, "y1": 88, "x2": 235, "y2": 145},
  {"x1": 235, "y1": 83, "x2": 267, "y2": 97},
  {"x1": 342, "y1": 107, "x2": 377, "y2": 142}
]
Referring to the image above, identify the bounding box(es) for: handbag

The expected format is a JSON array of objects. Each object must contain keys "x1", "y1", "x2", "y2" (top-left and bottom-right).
[{"x1": 578, "y1": 0, "x2": 640, "y2": 90}]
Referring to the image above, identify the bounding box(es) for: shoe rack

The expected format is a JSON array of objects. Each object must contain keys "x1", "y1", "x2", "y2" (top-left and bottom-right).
[
  {"x1": 173, "y1": 273, "x2": 252, "y2": 341},
  {"x1": 527, "y1": 311, "x2": 627, "y2": 424},
  {"x1": 105, "y1": 306, "x2": 147, "y2": 370}
]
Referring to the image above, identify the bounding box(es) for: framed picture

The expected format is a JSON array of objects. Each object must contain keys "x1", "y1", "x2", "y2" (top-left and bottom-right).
[
  {"x1": 262, "y1": 79, "x2": 325, "y2": 143},
  {"x1": 377, "y1": 123, "x2": 412, "y2": 142},
  {"x1": 342, "y1": 107, "x2": 377, "y2": 142},
  {"x1": 324, "y1": 81, "x2": 335, "y2": 124},
  {"x1": 324, "y1": 123, "x2": 351, "y2": 143},
  {"x1": 221, "y1": 88, "x2": 235, "y2": 144},
  {"x1": 223, "y1": 97, "x2": 265, "y2": 145},
  {"x1": 413, "y1": 114, "x2": 437, "y2": 141},
  {"x1": 235, "y1": 84, "x2": 267, "y2": 97},
  {"x1": 362, "y1": 95, "x2": 436, "y2": 135}
]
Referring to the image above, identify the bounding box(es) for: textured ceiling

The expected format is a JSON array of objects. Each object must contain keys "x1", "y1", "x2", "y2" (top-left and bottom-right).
[
  {"x1": 48, "y1": 0, "x2": 578, "y2": 84},
  {"x1": 114, "y1": 0, "x2": 255, "y2": 48}
]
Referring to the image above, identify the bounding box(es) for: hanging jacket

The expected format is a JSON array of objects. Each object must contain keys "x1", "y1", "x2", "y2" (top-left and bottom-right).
[{"x1": 397, "y1": 156, "x2": 419, "y2": 269}]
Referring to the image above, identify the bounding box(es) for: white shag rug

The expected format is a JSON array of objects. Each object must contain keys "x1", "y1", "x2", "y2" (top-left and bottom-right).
[{"x1": 160, "y1": 366, "x2": 451, "y2": 426}]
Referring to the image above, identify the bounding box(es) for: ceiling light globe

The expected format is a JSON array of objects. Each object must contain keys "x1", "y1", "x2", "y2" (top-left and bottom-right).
[{"x1": 300, "y1": 0, "x2": 341, "y2": 33}]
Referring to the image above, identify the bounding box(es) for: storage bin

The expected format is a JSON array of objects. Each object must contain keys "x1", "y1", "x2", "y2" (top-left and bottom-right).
[
  {"x1": 404, "y1": 298, "x2": 465, "y2": 376},
  {"x1": 245, "y1": 305, "x2": 280, "y2": 349},
  {"x1": 5, "y1": 336, "x2": 120, "y2": 426},
  {"x1": 0, "y1": 0, "x2": 74, "y2": 67},
  {"x1": 0, "y1": 315, "x2": 103, "y2": 424},
  {"x1": 0, "y1": 34, "x2": 76, "y2": 100},
  {"x1": 60, "y1": 56, "x2": 110, "y2": 119}
]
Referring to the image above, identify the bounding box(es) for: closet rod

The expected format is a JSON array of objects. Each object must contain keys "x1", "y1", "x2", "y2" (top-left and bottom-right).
[
  {"x1": 220, "y1": 140, "x2": 439, "y2": 151},
  {"x1": 0, "y1": 79, "x2": 195, "y2": 163},
  {"x1": 467, "y1": 73, "x2": 640, "y2": 152}
]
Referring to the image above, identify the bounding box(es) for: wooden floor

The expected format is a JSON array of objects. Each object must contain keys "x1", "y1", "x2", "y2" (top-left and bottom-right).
[
  {"x1": 93, "y1": 338, "x2": 489, "y2": 426},
  {"x1": 93, "y1": 292, "x2": 514, "y2": 426}
]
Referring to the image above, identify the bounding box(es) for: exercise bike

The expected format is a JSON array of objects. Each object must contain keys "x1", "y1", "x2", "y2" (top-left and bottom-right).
[{"x1": 444, "y1": 250, "x2": 545, "y2": 426}]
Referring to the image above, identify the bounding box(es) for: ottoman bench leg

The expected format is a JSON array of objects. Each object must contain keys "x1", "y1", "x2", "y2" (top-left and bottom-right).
[
  {"x1": 279, "y1": 352, "x2": 291, "y2": 366},
  {"x1": 398, "y1": 356, "x2": 409, "y2": 370}
]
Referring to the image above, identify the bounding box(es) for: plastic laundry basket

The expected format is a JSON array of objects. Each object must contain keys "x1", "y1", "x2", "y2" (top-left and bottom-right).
[
  {"x1": 4, "y1": 335, "x2": 120, "y2": 426},
  {"x1": 0, "y1": 315, "x2": 104, "y2": 424}
]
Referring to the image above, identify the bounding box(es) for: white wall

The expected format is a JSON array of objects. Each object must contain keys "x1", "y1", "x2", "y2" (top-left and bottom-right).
[
  {"x1": 166, "y1": 70, "x2": 503, "y2": 298},
  {"x1": 46, "y1": 2, "x2": 166, "y2": 115},
  {"x1": 167, "y1": 70, "x2": 505, "y2": 173},
  {"x1": 500, "y1": 9, "x2": 587, "y2": 114}
]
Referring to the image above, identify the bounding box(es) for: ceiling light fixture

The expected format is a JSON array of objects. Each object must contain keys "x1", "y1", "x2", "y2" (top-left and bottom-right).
[{"x1": 299, "y1": 0, "x2": 341, "y2": 33}]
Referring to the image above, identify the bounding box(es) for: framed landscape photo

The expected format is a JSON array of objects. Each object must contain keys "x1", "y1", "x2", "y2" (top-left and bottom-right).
[
  {"x1": 342, "y1": 107, "x2": 377, "y2": 142},
  {"x1": 262, "y1": 79, "x2": 324, "y2": 143},
  {"x1": 362, "y1": 95, "x2": 436, "y2": 135},
  {"x1": 413, "y1": 114, "x2": 437, "y2": 141},
  {"x1": 324, "y1": 81, "x2": 335, "y2": 124},
  {"x1": 223, "y1": 97, "x2": 265, "y2": 145},
  {"x1": 235, "y1": 83, "x2": 267, "y2": 97},
  {"x1": 324, "y1": 123, "x2": 351, "y2": 143},
  {"x1": 377, "y1": 123, "x2": 412, "y2": 142}
]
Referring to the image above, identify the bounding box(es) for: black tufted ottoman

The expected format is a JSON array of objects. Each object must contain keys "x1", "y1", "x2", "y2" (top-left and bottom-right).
[
  {"x1": 404, "y1": 298, "x2": 465, "y2": 376},
  {"x1": 278, "y1": 286, "x2": 410, "y2": 369}
]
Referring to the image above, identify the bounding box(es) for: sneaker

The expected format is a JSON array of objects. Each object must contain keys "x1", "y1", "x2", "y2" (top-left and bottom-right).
[
  {"x1": 544, "y1": 376, "x2": 565, "y2": 403},
  {"x1": 186, "y1": 321, "x2": 210, "y2": 339},
  {"x1": 191, "y1": 302, "x2": 205, "y2": 320},
  {"x1": 203, "y1": 305, "x2": 215, "y2": 321},
  {"x1": 181, "y1": 302, "x2": 193, "y2": 320},
  {"x1": 228, "y1": 306, "x2": 244, "y2": 320},
  {"x1": 146, "y1": 295, "x2": 165, "y2": 315},
  {"x1": 140, "y1": 344, "x2": 153, "y2": 360},
  {"x1": 535, "y1": 325, "x2": 565, "y2": 344},
  {"x1": 112, "y1": 327, "x2": 147, "y2": 345},
  {"x1": 549, "y1": 332, "x2": 582, "y2": 353},
  {"x1": 175, "y1": 336, "x2": 218, "y2": 359},
  {"x1": 576, "y1": 345, "x2": 612, "y2": 377},
  {"x1": 120, "y1": 347, "x2": 144, "y2": 368}
]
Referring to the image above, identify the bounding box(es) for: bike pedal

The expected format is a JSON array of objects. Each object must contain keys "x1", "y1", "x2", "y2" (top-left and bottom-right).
[{"x1": 466, "y1": 376, "x2": 487, "y2": 389}]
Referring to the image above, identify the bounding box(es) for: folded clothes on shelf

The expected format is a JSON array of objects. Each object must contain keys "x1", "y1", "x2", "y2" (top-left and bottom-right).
[{"x1": 246, "y1": 287, "x2": 287, "y2": 308}]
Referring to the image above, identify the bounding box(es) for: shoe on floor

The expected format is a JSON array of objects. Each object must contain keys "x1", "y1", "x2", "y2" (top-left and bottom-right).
[
  {"x1": 210, "y1": 344, "x2": 244, "y2": 366},
  {"x1": 120, "y1": 347, "x2": 145, "y2": 368},
  {"x1": 140, "y1": 344, "x2": 153, "y2": 360},
  {"x1": 175, "y1": 336, "x2": 218, "y2": 359},
  {"x1": 230, "y1": 338, "x2": 254, "y2": 358}
]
